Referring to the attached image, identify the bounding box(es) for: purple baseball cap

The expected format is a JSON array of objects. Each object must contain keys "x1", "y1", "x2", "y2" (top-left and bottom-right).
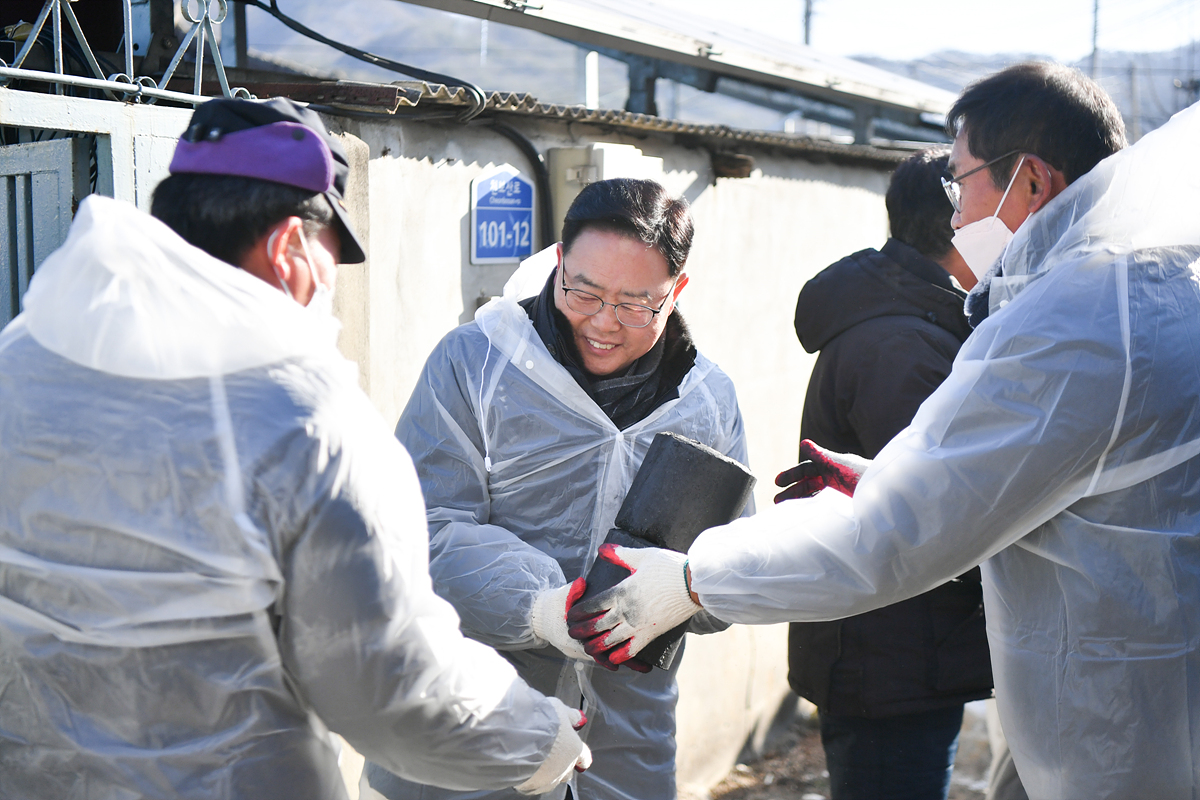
[{"x1": 169, "y1": 97, "x2": 366, "y2": 263}]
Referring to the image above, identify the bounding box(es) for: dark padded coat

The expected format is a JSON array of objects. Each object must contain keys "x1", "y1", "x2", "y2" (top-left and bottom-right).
[{"x1": 788, "y1": 238, "x2": 994, "y2": 718}]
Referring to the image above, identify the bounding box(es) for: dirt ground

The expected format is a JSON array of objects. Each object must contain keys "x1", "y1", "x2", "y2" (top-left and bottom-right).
[{"x1": 699, "y1": 704, "x2": 992, "y2": 800}]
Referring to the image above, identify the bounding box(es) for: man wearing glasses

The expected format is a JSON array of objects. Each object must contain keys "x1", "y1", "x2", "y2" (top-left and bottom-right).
[
  {"x1": 368, "y1": 178, "x2": 749, "y2": 800},
  {"x1": 568, "y1": 63, "x2": 1200, "y2": 799},
  {"x1": 938, "y1": 64, "x2": 1119, "y2": 327}
]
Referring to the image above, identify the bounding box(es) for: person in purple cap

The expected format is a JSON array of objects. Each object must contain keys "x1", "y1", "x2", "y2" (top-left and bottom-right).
[{"x1": 0, "y1": 96, "x2": 588, "y2": 800}]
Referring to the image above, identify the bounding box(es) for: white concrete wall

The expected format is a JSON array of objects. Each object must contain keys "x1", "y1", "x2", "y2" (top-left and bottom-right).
[
  {"x1": 330, "y1": 112, "x2": 891, "y2": 794},
  {"x1": 673, "y1": 157, "x2": 888, "y2": 794}
]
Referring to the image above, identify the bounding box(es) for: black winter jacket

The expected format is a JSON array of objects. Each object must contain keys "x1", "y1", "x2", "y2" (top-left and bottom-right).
[{"x1": 788, "y1": 238, "x2": 994, "y2": 718}]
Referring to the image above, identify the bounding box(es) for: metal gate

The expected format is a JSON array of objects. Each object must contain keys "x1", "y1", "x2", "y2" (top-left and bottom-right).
[{"x1": 0, "y1": 136, "x2": 89, "y2": 328}]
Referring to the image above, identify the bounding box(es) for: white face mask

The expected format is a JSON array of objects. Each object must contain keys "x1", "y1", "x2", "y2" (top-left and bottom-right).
[
  {"x1": 295, "y1": 231, "x2": 335, "y2": 318},
  {"x1": 952, "y1": 155, "x2": 1026, "y2": 280},
  {"x1": 268, "y1": 228, "x2": 335, "y2": 318}
]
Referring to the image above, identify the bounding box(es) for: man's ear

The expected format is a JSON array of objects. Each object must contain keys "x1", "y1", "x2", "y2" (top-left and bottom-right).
[
  {"x1": 266, "y1": 216, "x2": 305, "y2": 285},
  {"x1": 1025, "y1": 156, "x2": 1068, "y2": 215},
  {"x1": 672, "y1": 272, "x2": 689, "y2": 300},
  {"x1": 235, "y1": 216, "x2": 309, "y2": 300}
]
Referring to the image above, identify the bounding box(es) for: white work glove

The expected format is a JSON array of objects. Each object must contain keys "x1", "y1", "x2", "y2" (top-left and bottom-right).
[
  {"x1": 529, "y1": 578, "x2": 591, "y2": 661},
  {"x1": 514, "y1": 698, "x2": 592, "y2": 795},
  {"x1": 566, "y1": 544, "x2": 702, "y2": 667}
]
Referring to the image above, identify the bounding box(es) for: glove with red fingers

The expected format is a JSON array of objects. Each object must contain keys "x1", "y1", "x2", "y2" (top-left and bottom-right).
[
  {"x1": 514, "y1": 698, "x2": 592, "y2": 795},
  {"x1": 773, "y1": 439, "x2": 872, "y2": 503},
  {"x1": 589, "y1": 642, "x2": 653, "y2": 673},
  {"x1": 565, "y1": 544, "x2": 702, "y2": 668},
  {"x1": 530, "y1": 578, "x2": 591, "y2": 661}
]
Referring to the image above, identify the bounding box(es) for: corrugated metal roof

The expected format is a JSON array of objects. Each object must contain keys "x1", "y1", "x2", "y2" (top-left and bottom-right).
[
  {"x1": 218, "y1": 78, "x2": 910, "y2": 166},
  {"x1": 401, "y1": 81, "x2": 911, "y2": 166}
]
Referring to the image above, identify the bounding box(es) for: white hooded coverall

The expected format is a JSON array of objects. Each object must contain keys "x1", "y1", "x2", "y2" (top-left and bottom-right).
[
  {"x1": 689, "y1": 102, "x2": 1200, "y2": 800},
  {"x1": 0, "y1": 197, "x2": 564, "y2": 800},
  {"x1": 384, "y1": 251, "x2": 749, "y2": 800}
]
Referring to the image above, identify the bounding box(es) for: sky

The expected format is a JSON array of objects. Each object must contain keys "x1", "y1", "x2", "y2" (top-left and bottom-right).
[
  {"x1": 649, "y1": 0, "x2": 1200, "y2": 63},
  {"x1": 245, "y1": 1, "x2": 1200, "y2": 73}
]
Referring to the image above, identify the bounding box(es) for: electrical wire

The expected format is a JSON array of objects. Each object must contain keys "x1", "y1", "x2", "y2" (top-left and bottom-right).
[
  {"x1": 475, "y1": 117, "x2": 555, "y2": 252},
  {"x1": 231, "y1": 0, "x2": 557, "y2": 246},
  {"x1": 16, "y1": 25, "x2": 121, "y2": 101},
  {"x1": 303, "y1": 103, "x2": 465, "y2": 122},
  {"x1": 232, "y1": 0, "x2": 488, "y2": 121},
  {"x1": 1096, "y1": 0, "x2": 1198, "y2": 57}
]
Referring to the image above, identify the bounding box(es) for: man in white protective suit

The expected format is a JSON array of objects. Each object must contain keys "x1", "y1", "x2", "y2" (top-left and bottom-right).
[
  {"x1": 0, "y1": 97, "x2": 588, "y2": 800},
  {"x1": 569, "y1": 63, "x2": 1200, "y2": 800},
  {"x1": 367, "y1": 178, "x2": 750, "y2": 800}
]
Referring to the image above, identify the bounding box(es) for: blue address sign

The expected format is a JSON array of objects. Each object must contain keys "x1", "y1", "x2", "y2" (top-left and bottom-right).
[{"x1": 471, "y1": 165, "x2": 535, "y2": 264}]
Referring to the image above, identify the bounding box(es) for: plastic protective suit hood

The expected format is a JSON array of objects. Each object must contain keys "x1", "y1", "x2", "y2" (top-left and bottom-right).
[
  {"x1": 689, "y1": 103, "x2": 1200, "y2": 800},
  {"x1": 390, "y1": 246, "x2": 749, "y2": 800},
  {"x1": 21, "y1": 195, "x2": 342, "y2": 379},
  {"x1": 0, "y1": 197, "x2": 562, "y2": 799}
]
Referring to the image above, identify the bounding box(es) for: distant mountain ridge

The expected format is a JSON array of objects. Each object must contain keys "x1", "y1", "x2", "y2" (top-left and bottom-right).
[{"x1": 857, "y1": 47, "x2": 1200, "y2": 140}]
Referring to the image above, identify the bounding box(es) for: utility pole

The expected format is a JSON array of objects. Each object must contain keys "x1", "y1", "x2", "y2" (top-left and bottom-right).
[
  {"x1": 1089, "y1": 0, "x2": 1099, "y2": 78},
  {"x1": 578, "y1": 49, "x2": 599, "y2": 110},
  {"x1": 1172, "y1": 31, "x2": 1199, "y2": 112},
  {"x1": 1174, "y1": 76, "x2": 1200, "y2": 108},
  {"x1": 234, "y1": 1, "x2": 247, "y2": 70},
  {"x1": 803, "y1": 0, "x2": 812, "y2": 46},
  {"x1": 1129, "y1": 62, "x2": 1141, "y2": 142}
]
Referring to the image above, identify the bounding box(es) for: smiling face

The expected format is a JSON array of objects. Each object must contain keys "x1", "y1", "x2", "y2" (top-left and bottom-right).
[{"x1": 553, "y1": 227, "x2": 688, "y2": 377}]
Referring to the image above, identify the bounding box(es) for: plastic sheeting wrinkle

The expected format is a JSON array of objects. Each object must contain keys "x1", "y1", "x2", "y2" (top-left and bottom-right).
[
  {"x1": 1085, "y1": 254, "x2": 1133, "y2": 498},
  {"x1": 208, "y1": 375, "x2": 282, "y2": 599}
]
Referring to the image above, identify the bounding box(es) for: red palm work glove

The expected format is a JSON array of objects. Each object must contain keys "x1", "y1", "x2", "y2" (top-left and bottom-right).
[{"x1": 773, "y1": 439, "x2": 871, "y2": 503}]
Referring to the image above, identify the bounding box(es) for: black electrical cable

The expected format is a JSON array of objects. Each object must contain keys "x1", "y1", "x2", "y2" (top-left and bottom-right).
[
  {"x1": 31, "y1": 31, "x2": 94, "y2": 98},
  {"x1": 308, "y1": 104, "x2": 556, "y2": 251},
  {"x1": 233, "y1": 0, "x2": 488, "y2": 122},
  {"x1": 304, "y1": 103, "x2": 468, "y2": 123},
  {"x1": 29, "y1": 26, "x2": 121, "y2": 100},
  {"x1": 231, "y1": 1, "x2": 556, "y2": 249},
  {"x1": 479, "y1": 118, "x2": 555, "y2": 252}
]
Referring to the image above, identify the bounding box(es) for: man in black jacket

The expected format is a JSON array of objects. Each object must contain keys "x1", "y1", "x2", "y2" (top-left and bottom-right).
[{"x1": 788, "y1": 147, "x2": 993, "y2": 800}]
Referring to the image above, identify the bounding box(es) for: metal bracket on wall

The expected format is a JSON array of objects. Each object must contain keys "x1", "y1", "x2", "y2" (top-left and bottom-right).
[
  {"x1": 501, "y1": 0, "x2": 544, "y2": 11},
  {"x1": 5, "y1": 0, "x2": 118, "y2": 98},
  {"x1": 153, "y1": 0, "x2": 251, "y2": 102},
  {"x1": 0, "y1": 0, "x2": 252, "y2": 106},
  {"x1": 564, "y1": 164, "x2": 598, "y2": 185}
]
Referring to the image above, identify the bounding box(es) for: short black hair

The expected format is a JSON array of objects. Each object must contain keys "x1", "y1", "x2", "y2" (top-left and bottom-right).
[
  {"x1": 886, "y1": 147, "x2": 954, "y2": 260},
  {"x1": 150, "y1": 173, "x2": 334, "y2": 267},
  {"x1": 946, "y1": 61, "x2": 1127, "y2": 187},
  {"x1": 561, "y1": 178, "x2": 693, "y2": 277}
]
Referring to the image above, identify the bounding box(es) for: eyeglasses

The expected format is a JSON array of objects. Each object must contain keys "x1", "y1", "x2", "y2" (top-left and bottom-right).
[
  {"x1": 940, "y1": 149, "x2": 1022, "y2": 213},
  {"x1": 559, "y1": 261, "x2": 675, "y2": 328}
]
